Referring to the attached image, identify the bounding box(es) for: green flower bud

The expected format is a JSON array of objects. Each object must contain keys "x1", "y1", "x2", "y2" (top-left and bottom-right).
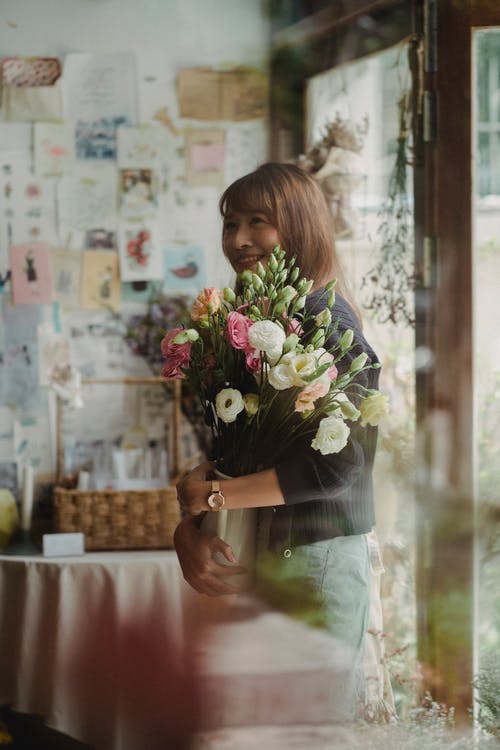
[
  {"x1": 172, "y1": 330, "x2": 190, "y2": 344},
  {"x1": 315, "y1": 308, "x2": 332, "y2": 328},
  {"x1": 250, "y1": 305, "x2": 262, "y2": 318},
  {"x1": 325, "y1": 279, "x2": 337, "y2": 291},
  {"x1": 277, "y1": 285, "x2": 297, "y2": 304},
  {"x1": 327, "y1": 290, "x2": 336, "y2": 309},
  {"x1": 267, "y1": 283, "x2": 277, "y2": 300},
  {"x1": 252, "y1": 273, "x2": 264, "y2": 293},
  {"x1": 244, "y1": 287, "x2": 253, "y2": 302},
  {"x1": 310, "y1": 329, "x2": 326, "y2": 349},
  {"x1": 240, "y1": 269, "x2": 253, "y2": 286},
  {"x1": 223, "y1": 287, "x2": 236, "y2": 304},
  {"x1": 273, "y1": 301, "x2": 287, "y2": 316},
  {"x1": 340, "y1": 329, "x2": 354, "y2": 352},
  {"x1": 350, "y1": 352, "x2": 369, "y2": 373},
  {"x1": 185, "y1": 328, "x2": 200, "y2": 342},
  {"x1": 268, "y1": 253, "x2": 278, "y2": 271},
  {"x1": 294, "y1": 295, "x2": 307, "y2": 310},
  {"x1": 282, "y1": 333, "x2": 299, "y2": 353},
  {"x1": 255, "y1": 261, "x2": 266, "y2": 279}
]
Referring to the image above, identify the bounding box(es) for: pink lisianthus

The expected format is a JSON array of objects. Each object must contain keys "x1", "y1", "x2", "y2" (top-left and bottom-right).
[
  {"x1": 287, "y1": 317, "x2": 304, "y2": 337},
  {"x1": 294, "y1": 379, "x2": 330, "y2": 413},
  {"x1": 160, "y1": 328, "x2": 192, "y2": 379},
  {"x1": 328, "y1": 364, "x2": 338, "y2": 381},
  {"x1": 227, "y1": 311, "x2": 253, "y2": 350},
  {"x1": 245, "y1": 350, "x2": 261, "y2": 373},
  {"x1": 191, "y1": 287, "x2": 222, "y2": 321}
]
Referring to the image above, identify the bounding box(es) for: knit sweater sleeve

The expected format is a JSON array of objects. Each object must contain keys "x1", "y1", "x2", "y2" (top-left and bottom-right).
[{"x1": 274, "y1": 292, "x2": 380, "y2": 506}]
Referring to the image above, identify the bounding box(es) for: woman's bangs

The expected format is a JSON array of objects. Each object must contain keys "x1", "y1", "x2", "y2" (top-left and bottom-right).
[{"x1": 220, "y1": 174, "x2": 275, "y2": 217}]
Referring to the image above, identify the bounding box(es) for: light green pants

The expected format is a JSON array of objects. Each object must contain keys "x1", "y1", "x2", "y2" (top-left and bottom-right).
[{"x1": 256, "y1": 533, "x2": 371, "y2": 722}]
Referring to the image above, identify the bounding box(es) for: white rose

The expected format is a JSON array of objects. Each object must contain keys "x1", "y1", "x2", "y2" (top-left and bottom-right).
[
  {"x1": 311, "y1": 415, "x2": 350, "y2": 455},
  {"x1": 268, "y1": 362, "x2": 295, "y2": 390},
  {"x1": 326, "y1": 392, "x2": 360, "y2": 422},
  {"x1": 215, "y1": 388, "x2": 245, "y2": 423},
  {"x1": 359, "y1": 392, "x2": 389, "y2": 426},
  {"x1": 248, "y1": 320, "x2": 286, "y2": 360}
]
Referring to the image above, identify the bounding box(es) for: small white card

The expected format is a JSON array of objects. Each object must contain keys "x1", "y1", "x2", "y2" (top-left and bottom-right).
[{"x1": 42, "y1": 532, "x2": 85, "y2": 557}]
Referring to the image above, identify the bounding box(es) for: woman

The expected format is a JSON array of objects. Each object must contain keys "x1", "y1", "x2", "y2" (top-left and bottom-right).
[{"x1": 174, "y1": 162, "x2": 383, "y2": 720}]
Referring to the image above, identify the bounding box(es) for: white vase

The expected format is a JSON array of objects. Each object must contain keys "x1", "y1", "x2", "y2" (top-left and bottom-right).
[{"x1": 200, "y1": 469, "x2": 257, "y2": 592}]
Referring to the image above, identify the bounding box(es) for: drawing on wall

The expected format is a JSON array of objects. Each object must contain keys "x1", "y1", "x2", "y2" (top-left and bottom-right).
[
  {"x1": 9, "y1": 242, "x2": 53, "y2": 304},
  {"x1": 118, "y1": 224, "x2": 162, "y2": 282},
  {"x1": 80, "y1": 250, "x2": 120, "y2": 312},
  {"x1": 163, "y1": 244, "x2": 206, "y2": 293},
  {"x1": 84, "y1": 228, "x2": 116, "y2": 249},
  {"x1": 52, "y1": 251, "x2": 81, "y2": 309},
  {"x1": 37, "y1": 323, "x2": 71, "y2": 387},
  {"x1": 119, "y1": 168, "x2": 157, "y2": 217},
  {"x1": 34, "y1": 122, "x2": 75, "y2": 177},
  {"x1": 117, "y1": 126, "x2": 171, "y2": 169},
  {"x1": 185, "y1": 129, "x2": 225, "y2": 186},
  {"x1": 121, "y1": 280, "x2": 153, "y2": 302}
]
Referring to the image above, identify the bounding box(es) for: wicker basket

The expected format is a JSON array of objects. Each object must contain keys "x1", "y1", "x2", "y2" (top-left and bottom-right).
[
  {"x1": 53, "y1": 378, "x2": 184, "y2": 551},
  {"x1": 53, "y1": 486, "x2": 180, "y2": 551}
]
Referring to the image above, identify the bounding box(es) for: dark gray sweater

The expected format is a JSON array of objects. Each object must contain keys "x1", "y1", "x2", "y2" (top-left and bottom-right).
[{"x1": 270, "y1": 290, "x2": 380, "y2": 552}]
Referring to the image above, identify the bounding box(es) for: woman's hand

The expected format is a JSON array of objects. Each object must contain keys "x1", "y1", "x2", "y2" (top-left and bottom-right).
[
  {"x1": 173, "y1": 515, "x2": 246, "y2": 596},
  {"x1": 176, "y1": 460, "x2": 215, "y2": 515}
]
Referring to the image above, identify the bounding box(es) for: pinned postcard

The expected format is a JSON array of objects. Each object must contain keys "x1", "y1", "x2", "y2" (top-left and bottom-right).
[
  {"x1": 163, "y1": 244, "x2": 206, "y2": 293},
  {"x1": 117, "y1": 126, "x2": 171, "y2": 169},
  {"x1": 14, "y1": 414, "x2": 53, "y2": 474},
  {"x1": 80, "y1": 250, "x2": 120, "y2": 312},
  {"x1": 52, "y1": 251, "x2": 82, "y2": 309},
  {"x1": 118, "y1": 223, "x2": 162, "y2": 282},
  {"x1": 185, "y1": 129, "x2": 225, "y2": 187},
  {"x1": 177, "y1": 67, "x2": 268, "y2": 121},
  {"x1": 9, "y1": 243, "x2": 53, "y2": 305},
  {"x1": 119, "y1": 168, "x2": 158, "y2": 218},
  {"x1": 62, "y1": 53, "x2": 137, "y2": 160},
  {"x1": 0, "y1": 407, "x2": 15, "y2": 461},
  {"x1": 34, "y1": 123, "x2": 75, "y2": 177},
  {"x1": 84, "y1": 228, "x2": 116, "y2": 249}
]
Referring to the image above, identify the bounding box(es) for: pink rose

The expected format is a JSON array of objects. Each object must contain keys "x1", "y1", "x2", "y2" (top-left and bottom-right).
[
  {"x1": 191, "y1": 287, "x2": 222, "y2": 321},
  {"x1": 245, "y1": 350, "x2": 261, "y2": 373},
  {"x1": 160, "y1": 328, "x2": 192, "y2": 380},
  {"x1": 227, "y1": 311, "x2": 253, "y2": 351},
  {"x1": 294, "y1": 379, "x2": 329, "y2": 413}
]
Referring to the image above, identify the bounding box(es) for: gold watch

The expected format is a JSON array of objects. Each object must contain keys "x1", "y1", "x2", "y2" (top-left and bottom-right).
[{"x1": 207, "y1": 479, "x2": 225, "y2": 511}]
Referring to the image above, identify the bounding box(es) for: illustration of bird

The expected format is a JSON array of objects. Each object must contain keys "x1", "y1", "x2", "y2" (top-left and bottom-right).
[{"x1": 169, "y1": 258, "x2": 198, "y2": 278}]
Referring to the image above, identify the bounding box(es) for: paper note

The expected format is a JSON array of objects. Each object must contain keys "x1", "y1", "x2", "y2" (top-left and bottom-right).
[
  {"x1": 9, "y1": 242, "x2": 53, "y2": 305},
  {"x1": 119, "y1": 168, "x2": 158, "y2": 218},
  {"x1": 0, "y1": 297, "x2": 41, "y2": 412},
  {"x1": 57, "y1": 164, "x2": 118, "y2": 235},
  {"x1": 80, "y1": 250, "x2": 120, "y2": 312},
  {"x1": 34, "y1": 122, "x2": 75, "y2": 177},
  {"x1": 117, "y1": 126, "x2": 171, "y2": 169},
  {"x1": 177, "y1": 66, "x2": 268, "y2": 121},
  {"x1": 52, "y1": 251, "x2": 82, "y2": 309},
  {"x1": 37, "y1": 323, "x2": 71, "y2": 386},
  {"x1": 185, "y1": 130, "x2": 225, "y2": 187}
]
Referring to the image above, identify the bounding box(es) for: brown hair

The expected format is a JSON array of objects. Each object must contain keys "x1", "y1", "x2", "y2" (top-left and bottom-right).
[{"x1": 219, "y1": 162, "x2": 360, "y2": 320}]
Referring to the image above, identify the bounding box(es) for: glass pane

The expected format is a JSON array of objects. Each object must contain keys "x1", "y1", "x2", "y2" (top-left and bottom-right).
[
  {"x1": 306, "y1": 42, "x2": 417, "y2": 717},
  {"x1": 473, "y1": 27, "x2": 500, "y2": 727}
]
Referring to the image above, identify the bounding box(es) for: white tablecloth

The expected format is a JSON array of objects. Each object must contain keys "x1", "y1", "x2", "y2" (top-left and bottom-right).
[{"x1": 0, "y1": 550, "x2": 194, "y2": 750}]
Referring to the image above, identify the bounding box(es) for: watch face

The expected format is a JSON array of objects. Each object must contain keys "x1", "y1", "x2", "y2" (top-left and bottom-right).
[{"x1": 207, "y1": 491, "x2": 224, "y2": 511}]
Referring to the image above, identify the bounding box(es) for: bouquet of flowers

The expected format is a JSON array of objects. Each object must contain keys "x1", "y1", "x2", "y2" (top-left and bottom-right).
[{"x1": 160, "y1": 245, "x2": 388, "y2": 478}]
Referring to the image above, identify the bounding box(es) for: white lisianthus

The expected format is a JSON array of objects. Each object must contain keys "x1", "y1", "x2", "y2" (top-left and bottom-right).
[
  {"x1": 311, "y1": 415, "x2": 350, "y2": 455},
  {"x1": 248, "y1": 320, "x2": 286, "y2": 360},
  {"x1": 268, "y1": 362, "x2": 296, "y2": 390},
  {"x1": 215, "y1": 388, "x2": 245, "y2": 423},
  {"x1": 326, "y1": 392, "x2": 360, "y2": 422},
  {"x1": 286, "y1": 348, "x2": 334, "y2": 387},
  {"x1": 243, "y1": 393, "x2": 259, "y2": 417},
  {"x1": 359, "y1": 392, "x2": 389, "y2": 426}
]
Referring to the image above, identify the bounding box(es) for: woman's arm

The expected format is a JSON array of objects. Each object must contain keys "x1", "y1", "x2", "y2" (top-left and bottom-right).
[{"x1": 176, "y1": 460, "x2": 285, "y2": 516}]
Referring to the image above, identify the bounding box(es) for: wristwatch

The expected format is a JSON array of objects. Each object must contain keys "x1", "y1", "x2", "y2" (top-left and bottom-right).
[{"x1": 207, "y1": 479, "x2": 225, "y2": 511}]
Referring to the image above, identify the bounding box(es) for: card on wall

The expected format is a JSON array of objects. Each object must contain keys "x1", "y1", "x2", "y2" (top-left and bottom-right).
[
  {"x1": 0, "y1": 166, "x2": 58, "y2": 255},
  {"x1": 34, "y1": 123, "x2": 75, "y2": 177},
  {"x1": 185, "y1": 129, "x2": 225, "y2": 187},
  {"x1": 52, "y1": 251, "x2": 82, "y2": 309},
  {"x1": 9, "y1": 242, "x2": 53, "y2": 305},
  {"x1": 80, "y1": 250, "x2": 120, "y2": 312},
  {"x1": 118, "y1": 223, "x2": 162, "y2": 282},
  {"x1": 57, "y1": 165, "x2": 118, "y2": 240},
  {"x1": 119, "y1": 168, "x2": 158, "y2": 218},
  {"x1": 163, "y1": 244, "x2": 206, "y2": 293},
  {"x1": 117, "y1": 126, "x2": 171, "y2": 169},
  {"x1": 1, "y1": 297, "x2": 41, "y2": 412}
]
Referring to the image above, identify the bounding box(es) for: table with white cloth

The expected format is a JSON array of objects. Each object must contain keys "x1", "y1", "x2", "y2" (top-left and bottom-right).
[{"x1": 0, "y1": 550, "x2": 195, "y2": 750}]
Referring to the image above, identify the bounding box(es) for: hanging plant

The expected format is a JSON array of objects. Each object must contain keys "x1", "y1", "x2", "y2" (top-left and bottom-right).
[{"x1": 361, "y1": 90, "x2": 416, "y2": 327}]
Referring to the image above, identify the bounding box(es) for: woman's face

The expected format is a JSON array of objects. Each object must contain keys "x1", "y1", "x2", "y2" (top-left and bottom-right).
[{"x1": 222, "y1": 209, "x2": 281, "y2": 274}]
